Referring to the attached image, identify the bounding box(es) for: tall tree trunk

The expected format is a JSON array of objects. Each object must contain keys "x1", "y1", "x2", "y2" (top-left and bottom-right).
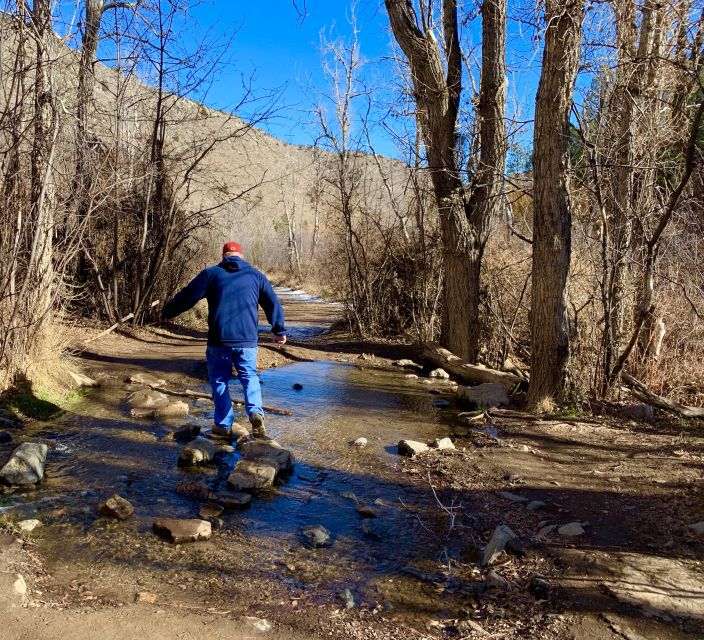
[{"x1": 527, "y1": 0, "x2": 584, "y2": 407}]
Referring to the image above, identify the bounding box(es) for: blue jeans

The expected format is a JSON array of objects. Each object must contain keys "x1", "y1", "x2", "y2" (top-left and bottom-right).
[{"x1": 206, "y1": 346, "x2": 263, "y2": 429}]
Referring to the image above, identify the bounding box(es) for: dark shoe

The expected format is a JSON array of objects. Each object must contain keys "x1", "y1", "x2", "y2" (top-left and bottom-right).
[
  {"x1": 211, "y1": 425, "x2": 232, "y2": 438},
  {"x1": 250, "y1": 413, "x2": 266, "y2": 439}
]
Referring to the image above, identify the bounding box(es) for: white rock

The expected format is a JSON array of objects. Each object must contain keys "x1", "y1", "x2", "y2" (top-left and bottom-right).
[
  {"x1": 353, "y1": 437, "x2": 368, "y2": 447},
  {"x1": 404, "y1": 374, "x2": 418, "y2": 379},
  {"x1": 17, "y1": 519, "x2": 42, "y2": 532},
  {"x1": 481, "y1": 525, "x2": 518, "y2": 567},
  {"x1": 0, "y1": 443, "x2": 48, "y2": 485},
  {"x1": 457, "y1": 383, "x2": 509, "y2": 408},
  {"x1": 558, "y1": 522, "x2": 585, "y2": 537},
  {"x1": 431, "y1": 437, "x2": 455, "y2": 450},
  {"x1": 392, "y1": 359, "x2": 422, "y2": 370},
  {"x1": 0, "y1": 572, "x2": 27, "y2": 607},
  {"x1": 429, "y1": 368, "x2": 450, "y2": 379},
  {"x1": 397, "y1": 440, "x2": 430, "y2": 457},
  {"x1": 241, "y1": 616, "x2": 272, "y2": 633}
]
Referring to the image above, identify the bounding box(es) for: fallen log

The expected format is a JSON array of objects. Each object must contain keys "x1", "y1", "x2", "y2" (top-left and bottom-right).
[
  {"x1": 621, "y1": 373, "x2": 704, "y2": 419},
  {"x1": 160, "y1": 386, "x2": 293, "y2": 417},
  {"x1": 420, "y1": 342, "x2": 526, "y2": 391}
]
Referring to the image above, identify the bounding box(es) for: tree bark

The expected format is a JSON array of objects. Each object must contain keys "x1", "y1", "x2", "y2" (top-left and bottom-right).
[{"x1": 527, "y1": 0, "x2": 584, "y2": 407}]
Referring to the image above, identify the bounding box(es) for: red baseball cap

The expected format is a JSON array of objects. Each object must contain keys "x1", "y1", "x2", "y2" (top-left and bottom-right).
[{"x1": 222, "y1": 241, "x2": 242, "y2": 255}]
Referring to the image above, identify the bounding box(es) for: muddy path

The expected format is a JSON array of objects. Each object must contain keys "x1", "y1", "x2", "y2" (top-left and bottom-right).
[{"x1": 1, "y1": 289, "x2": 703, "y2": 639}]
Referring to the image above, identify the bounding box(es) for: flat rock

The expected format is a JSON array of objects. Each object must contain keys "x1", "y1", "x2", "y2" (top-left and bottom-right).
[
  {"x1": 178, "y1": 437, "x2": 217, "y2": 465},
  {"x1": 154, "y1": 401, "x2": 189, "y2": 419},
  {"x1": 398, "y1": 440, "x2": 429, "y2": 457},
  {"x1": 558, "y1": 522, "x2": 584, "y2": 537},
  {"x1": 98, "y1": 494, "x2": 134, "y2": 520},
  {"x1": 227, "y1": 459, "x2": 277, "y2": 491},
  {"x1": 239, "y1": 439, "x2": 294, "y2": 474},
  {"x1": 481, "y1": 524, "x2": 518, "y2": 567},
  {"x1": 198, "y1": 502, "x2": 224, "y2": 518},
  {"x1": 429, "y1": 368, "x2": 450, "y2": 379},
  {"x1": 128, "y1": 389, "x2": 169, "y2": 409},
  {"x1": 0, "y1": 442, "x2": 48, "y2": 485},
  {"x1": 127, "y1": 372, "x2": 166, "y2": 387},
  {"x1": 69, "y1": 371, "x2": 99, "y2": 388},
  {"x1": 209, "y1": 491, "x2": 252, "y2": 509},
  {"x1": 152, "y1": 518, "x2": 211, "y2": 543},
  {"x1": 17, "y1": 519, "x2": 41, "y2": 532},
  {"x1": 430, "y1": 437, "x2": 455, "y2": 450},
  {"x1": 301, "y1": 524, "x2": 331, "y2": 547},
  {"x1": 498, "y1": 491, "x2": 528, "y2": 503},
  {"x1": 457, "y1": 383, "x2": 509, "y2": 409}
]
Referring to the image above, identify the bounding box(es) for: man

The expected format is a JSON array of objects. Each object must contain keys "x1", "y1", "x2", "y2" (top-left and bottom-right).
[{"x1": 161, "y1": 242, "x2": 286, "y2": 439}]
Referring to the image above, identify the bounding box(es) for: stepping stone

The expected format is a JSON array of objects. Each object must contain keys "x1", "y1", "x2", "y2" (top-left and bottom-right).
[
  {"x1": 178, "y1": 437, "x2": 217, "y2": 465},
  {"x1": 209, "y1": 491, "x2": 252, "y2": 509},
  {"x1": 98, "y1": 494, "x2": 134, "y2": 520},
  {"x1": 154, "y1": 401, "x2": 189, "y2": 419},
  {"x1": 0, "y1": 442, "x2": 48, "y2": 485},
  {"x1": 198, "y1": 503, "x2": 224, "y2": 518},
  {"x1": 153, "y1": 518, "x2": 211, "y2": 543},
  {"x1": 171, "y1": 425, "x2": 200, "y2": 442},
  {"x1": 398, "y1": 440, "x2": 429, "y2": 457},
  {"x1": 227, "y1": 460, "x2": 277, "y2": 491},
  {"x1": 239, "y1": 439, "x2": 294, "y2": 473},
  {"x1": 128, "y1": 389, "x2": 169, "y2": 409}
]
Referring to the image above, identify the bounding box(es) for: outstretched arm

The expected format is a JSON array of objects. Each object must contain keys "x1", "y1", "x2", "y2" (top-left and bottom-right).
[
  {"x1": 258, "y1": 276, "x2": 287, "y2": 341},
  {"x1": 162, "y1": 270, "x2": 209, "y2": 319}
]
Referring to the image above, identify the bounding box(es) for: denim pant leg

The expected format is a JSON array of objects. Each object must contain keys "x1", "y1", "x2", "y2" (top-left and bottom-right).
[
  {"x1": 233, "y1": 347, "x2": 263, "y2": 418},
  {"x1": 206, "y1": 345, "x2": 235, "y2": 429}
]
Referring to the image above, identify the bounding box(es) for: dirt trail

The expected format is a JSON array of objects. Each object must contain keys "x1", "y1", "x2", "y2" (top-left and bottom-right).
[{"x1": 1, "y1": 289, "x2": 703, "y2": 640}]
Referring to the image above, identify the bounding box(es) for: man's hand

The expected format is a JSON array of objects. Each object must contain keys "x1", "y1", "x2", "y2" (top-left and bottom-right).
[{"x1": 273, "y1": 334, "x2": 287, "y2": 345}]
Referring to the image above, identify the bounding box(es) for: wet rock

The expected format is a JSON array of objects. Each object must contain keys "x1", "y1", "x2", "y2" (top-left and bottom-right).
[
  {"x1": 209, "y1": 491, "x2": 252, "y2": 509},
  {"x1": 618, "y1": 403, "x2": 656, "y2": 424},
  {"x1": 497, "y1": 491, "x2": 528, "y2": 503},
  {"x1": 558, "y1": 522, "x2": 584, "y2": 537},
  {"x1": 0, "y1": 442, "x2": 48, "y2": 485},
  {"x1": 361, "y1": 519, "x2": 383, "y2": 541},
  {"x1": 485, "y1": 570, "x2": 509, "y2": 590},
  {"x1": 526, "y1": 500, "x2": 547, "y2": 511},
  {"x1": 301, "y1": 524, "x2": 331, "y2": 547},
  {"x1": 231, "y1": 423, "x2": 251, "y2": 440},
  {"x1": 69, "y1": 371, "x2": 99, "y2": 388},
  {"x1": 98, "y1": 494, "x2": 134, "y2": 520},
  {"x1": 481, "y1": 524, "x2": 518, "y2": 567},
  {"x1": 687, "y1": 521, "x2": 704, "y2": 536},
  {"x1": 341, "y1": 491, "x2": 357, "y2": 501},
  {"x1": 393, "y1": 359, "x2": 422, "y2": 370},
  {"x1": 128, "y1": 389, "x2": 169, "y2": 409},
  {"x1": 292, "y1": 383, "x2": 303, "y2": 391},
  {"x1": 337, "y1": 588, "x2": 356, "y2": 609},
  {"x1": 398, "y1": 440, "x2": 430, "y2": 457},
  {"x1": 227, "y1": 460, "x2": 277, "y2": 491},
  {"x1": 355, "y1": 503, "x2": 377, "y2": 518},
  {"x1": 429, "y1": 368, "x2": 450, "y2": 379},
  {"x1": 430, "y1": 437, "x2": 455, "y2": 450},
  {"x1": 17, "y1": 519, "x2": 41, "y2": 532},
  {"x1": 152, "y1": 518, "x2": 211, "y2": 543},
  {"x1": 0, "y1": 431, "x2": 12, "y2": 444},
  {"x1": 457, "y1": 383, "x2": 509, "y2": 409},
  {"x1": 127, "y1": 372, "x2": 166, "y2": 387},
  {"x1": 154, "y1": 401, "x2": 189, "y2": 419},
  {"x1": 175, "y1": 479, "x2": 211, "y2": 500},
  {"x1": 171, "y1": 424, "x2": 200, "y2": 442},
  {"x1": 239, "y1": 439, "x2": 294, "y2": 474},
  {"x1": 178, "y1": 437, "x2": 217, "y2": 466},
  {"x1": 353, "y1": 437, "x2": 368, "y2": 447},
  {"x1": 198, "y1": 503, "x2": 224, "y2": 518},
  {"x1": 0, "y1": 573, "x2": 27, "y2": 607}
]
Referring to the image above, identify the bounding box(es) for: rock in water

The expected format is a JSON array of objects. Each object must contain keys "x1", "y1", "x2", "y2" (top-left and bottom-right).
[
  {"x1": 152, "y1": 518, "x2": 211, "y2": 543},
  {"x1": 239, "y1": 439, "x2": 294, "y2": 474},
  {"x1": 209, "y1": 491, "x2": 252, "y2": 509},
  {"x1": 293, "y1": 383, "x2": 303, "y2": 391},
  {"x1": 355, "y1": 503, "x2": 378, "y2": 518},
  {"x1": 128, "y1": 389, "x2": 169, "y2": 409},
  {"x1": 301, "y1": 524, "x2": 331, "y2": 547},
  {"x1": 457, "y1": 383, "x2": 509, "y2": 409},
  {"x1": 154, "y1": 401, "x2": 189, "y2": 419},
  {"x1": 198, "y1": 503, "x2": 224, "y2": 518},
  {"x1": 178, "y1": 437, "x2": 217, "y2": 465},
  {"x1": 98, "y1": 494, "x2": 134, "y2": 520},
  {"x1": 397, "y1": 440, "x2": 430, "y2": 457},
  {"x1": 0, "y1": 442, "x2": 48, "y2": 485},
  {"x1": 429, "y1": 368, "x2": 450, "y2": 379},
  {"x1": 127, "y1": 372, "x2": 166, "y2": 387},
  {"x1": 481, "y1": 524, "x2": 518, "y2": 567},
  {"x1": 430, "y1": 437, "x2": 455, "y2": 450},
  {"x1": 171, "y1": 424, "x2": 200, "y2": 442},
  {"x1": 227, "y1": 460, "x2": 278, "y2": 491}
]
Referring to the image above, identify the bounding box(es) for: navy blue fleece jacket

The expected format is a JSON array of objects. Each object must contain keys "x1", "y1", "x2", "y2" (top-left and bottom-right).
[{"x1": 162, "y1": 256, "x2": 286, "y2": 348}]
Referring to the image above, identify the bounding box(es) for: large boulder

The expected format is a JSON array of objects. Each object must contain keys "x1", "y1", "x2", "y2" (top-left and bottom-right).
[
  {"x1": 457, "y1": 383, "x2": 509, "y2": 409},
  {"x1": 178, "y1": 437, "x2": 217, "y2": 465},
  {"x1": 239, "y1": 439, "x2": 294, "y2": 474},
  {"x1": 227, "y1": 460, "x2": 277, "y2": 492},
  {"x1": 0, "y1": 443, "x2": 48, "y2": 485},
  {"x1": 152, "y1": 518, "x2": 211, "y2": 543}
]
